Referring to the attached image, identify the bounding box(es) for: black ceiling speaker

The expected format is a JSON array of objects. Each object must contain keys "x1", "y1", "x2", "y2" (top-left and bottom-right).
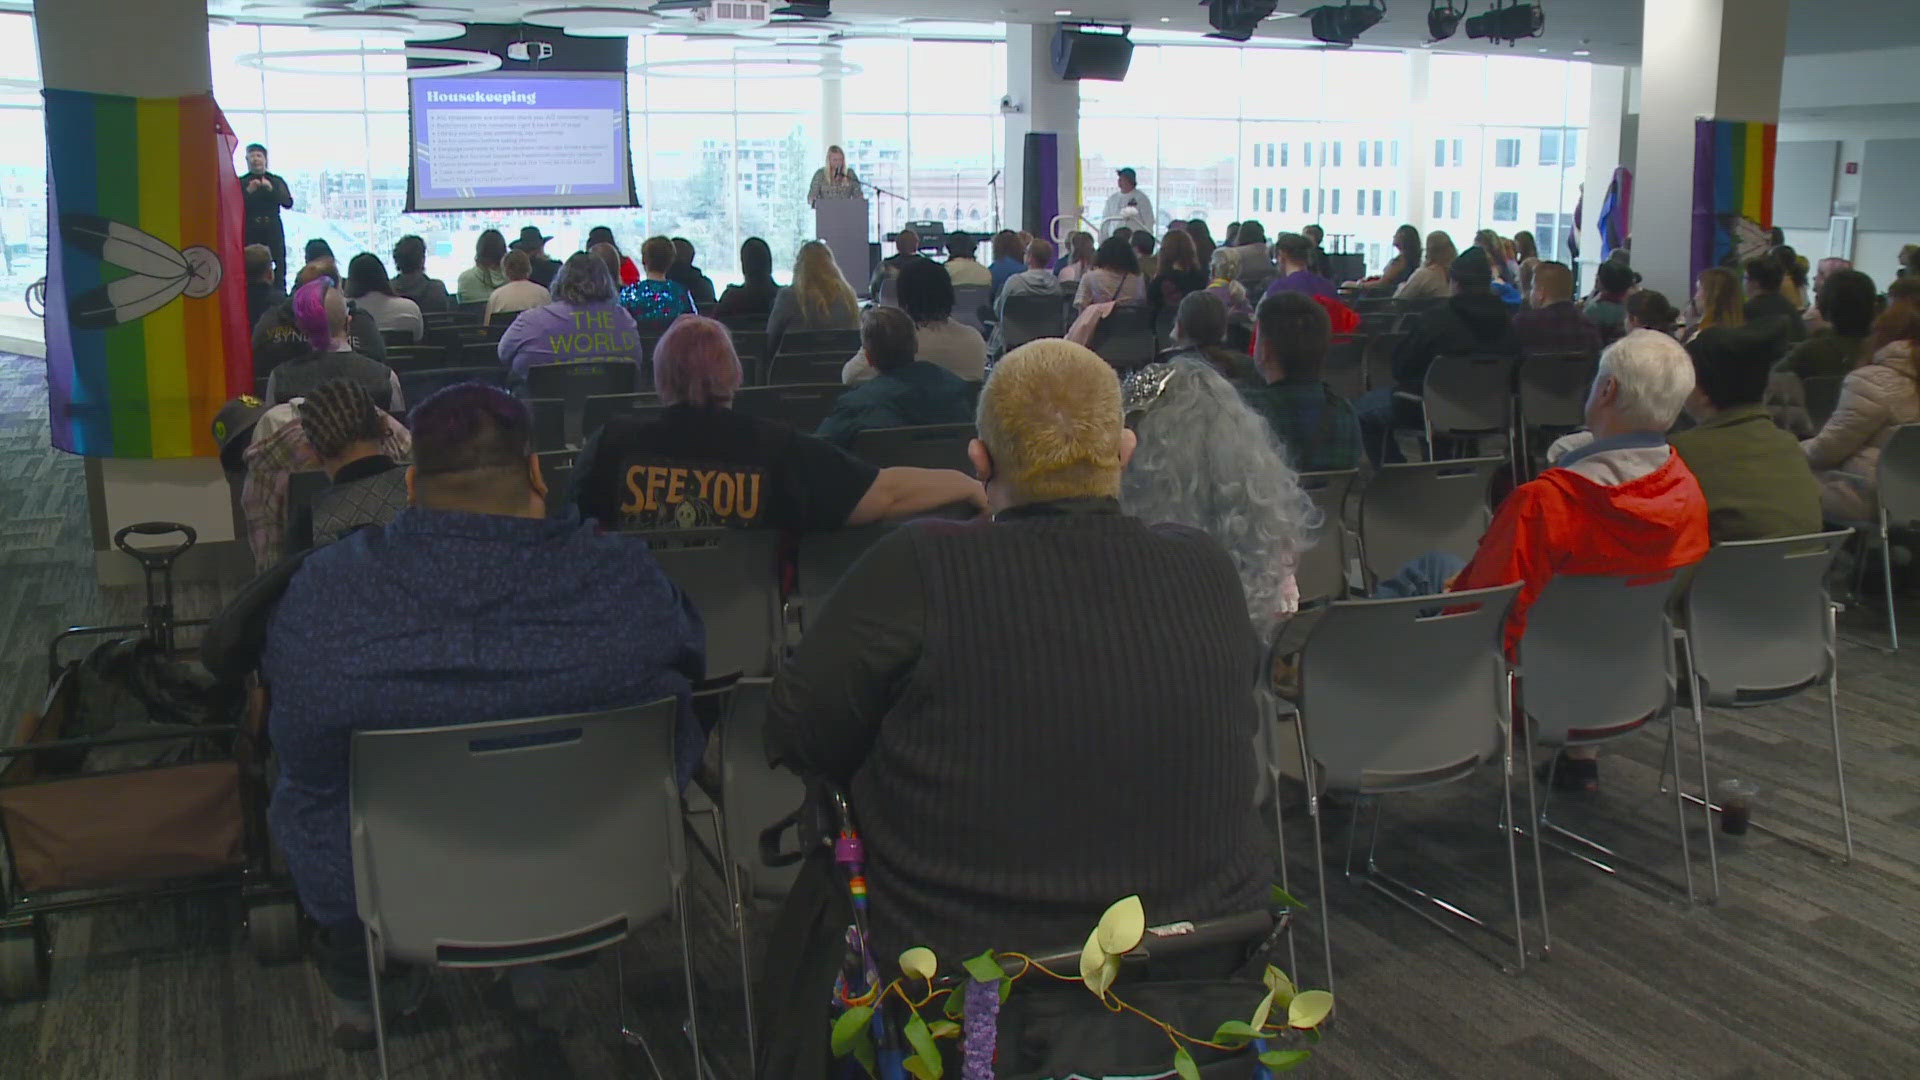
[
  {"x1": 1428, "y1": 0, "x2": 1467, "y2": 42},
  {"x1": 1051, "y1": 25, "x2": 1134, "y2": 81},
  {"x1": 771, "y1": 1, "x2": 832, "y2": 18},
  {"x1": 1466, "y1": 1, "x2": 1545, "y2": 45},
  {"x1": 1305, "y1": 1, "x2": 1386, "y2": 48},
  {"x1": 1206, "y1": 0, "x2": 1278, "y2": 43}
]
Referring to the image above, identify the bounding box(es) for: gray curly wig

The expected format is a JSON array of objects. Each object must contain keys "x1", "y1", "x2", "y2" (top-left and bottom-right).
[{"x1": 1121, "y1": 359, "x2": 1320, "y2": 635}]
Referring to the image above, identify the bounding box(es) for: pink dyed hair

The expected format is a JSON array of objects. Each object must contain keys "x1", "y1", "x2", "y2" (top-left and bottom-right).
[
  {"x1": 291, "y1": 279, "x2": 332, "y2": 352},
  {"x1": 651, "y1": 315, "x2": 742, "y2": 407}
]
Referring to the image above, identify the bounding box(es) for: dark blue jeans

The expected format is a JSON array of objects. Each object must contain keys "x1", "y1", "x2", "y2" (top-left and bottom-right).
[{"x1": 1355, "y1": 386, "x2": 1426, "y2": 467}]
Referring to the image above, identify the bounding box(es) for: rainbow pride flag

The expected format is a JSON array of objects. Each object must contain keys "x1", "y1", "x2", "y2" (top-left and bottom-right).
[
  {"x1": 42, "y1": 90, "x2": 252, "y2": 458},
  {"x1": 1690, "y1": 119, "x2": 1778, "y2": 288}
]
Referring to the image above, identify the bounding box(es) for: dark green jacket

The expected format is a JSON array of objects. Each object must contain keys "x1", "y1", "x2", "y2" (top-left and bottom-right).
[
  {"x1": 1669, "y1": 403, "x2": 1822, "y2": 542},
  {"x1": 815, "y1": 362, "x2": 975, "y2": 447}
]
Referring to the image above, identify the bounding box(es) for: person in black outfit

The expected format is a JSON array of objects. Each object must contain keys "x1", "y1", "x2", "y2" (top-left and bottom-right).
[
  {"x1": 1743, "y1": 254, "x2": 1807, "y2": 348},
  {"x1": 761, "y1": 339, "x2": 1265, "y2": 1080},
  {"x1": 240, "y1": 143, "x2": 294, "y2": 291},
  {"x1": 514, "y1": 226, "x2": 560, "y2": 289},
  {"x1": 669, "y1": 237, "x2": 717, "y2": 307},
  {"x1": 244, "y1": 244, "x2": 284, "y2": 332},
  {"x1": 1354, "y1": 246, "x2": 1521, "y2": 464},
  {"x1": 713, "y1": 237, "x2": 780, "y2": 318},
  {"x1": 1302, "y1": 223, "x2": 1336, "y2": 281}
]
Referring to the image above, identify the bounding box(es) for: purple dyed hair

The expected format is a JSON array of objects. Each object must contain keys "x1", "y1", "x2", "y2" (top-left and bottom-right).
[
  {"x1": 291, "y1": 279, "x2": 333, "y2": 353},
  {"x1": 652, "y1": 315, "x2": 742, "y2": 407},
  {"x1": 409, "y1": 383, "x2": 533, "y2": 477}
]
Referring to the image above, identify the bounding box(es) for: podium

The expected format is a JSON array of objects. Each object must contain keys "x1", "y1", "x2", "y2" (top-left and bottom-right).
[{"x1": 816, "y1": 195, "x2": 872, "y2": 298}]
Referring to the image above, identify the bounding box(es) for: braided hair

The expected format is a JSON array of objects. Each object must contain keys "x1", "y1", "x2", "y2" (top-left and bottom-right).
[{"x1": 298, "y1": 378, "x2": 385, "y2": 461}]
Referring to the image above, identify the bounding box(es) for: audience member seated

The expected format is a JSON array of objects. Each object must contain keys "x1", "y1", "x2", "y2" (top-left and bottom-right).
[
  {"x1": 871, "y1": 228, "x2": 929, "y2": 300},
  {"x1": 1394, "y1": 230, "x2": 1457, "y2": 300},
  {"x1": 1513, "y1": 230, "x2": 1542, "y2": 297},
  {"x1": 1806, "y1": 257, "x2": 1852, "y2": 328},
  {"x1": 1445, "y1": 331, "x2": 1708, "y2": 789},
  {"x1": 496, "y1": 251, "x2": 642, "y2": 381},
  {"x1": 1148, "y1": 229, "x2": 1208, "y2": 316},
  {"x1": 388, "y1": 234, "x2": 451, "y2": 314},
  {"x1": 482, "y1": 251, "x2": 551, "y2": 325},
  {"x1": 587, "y1": 225, "x2": 640, "y2": 285},
  {"x1": 1131, "y1": 231, "x2": 1158, "y2": 280},
  {"x1": 713, "y1": 237, "x2": 780, "y2": 319},
  {"x1": 576, "y1": 315, "x2": 983, "y2": 531},
  {"x1": 1781, "y1": 268, "x2": 1876, "y2": 382},
  {"x1": 1186, "y1": 218, "x2": 1217, "y2": 270},
  {"x1": 265, "y1": 280, "x2": 403, "y2": 411},
  {"x1": 285, "y1": 379, "x2": 412, "y2": 553},
  {"x1": 1056, "y1": 230, "x2": 1096, "y2": 283},
  {"x1": 1355, "y1": 247, "x2": 1520, "y2": 464},
  {"x1": 1302, "y1": 224, "x2": 1335, "y2": 281},
  {"x1": 1224, "y1": 220, "x2": 1271, "y2": 279},
  {"x1": 1205, "y1": 248, "x2": 1255, "y2": 326},
  {"x1": 768, "y1": 239, "x2": 862, "y2": 359},
  {"x1": 304, "y1": 238, "x2": 334, "y2": 264},
  {"x1": 1772, "y1": 244, "x2": 1809, "y2": 312},
  {"x1": 253, "y1": 384, "x2": 703, "y2": 1047},
  {"x1": 252, "y1": 260, "x2": 386, "y2": 374},
  {"x1": 668, "y1": 237, "x2": 717, "y2": 307},
  {"x1": 1582, "y1": 260, "x2": 1635, "y2": 344},
  {"x1": 815, "y1": 306, "x2": 975, "y2": 447},
  {"x1": 1475, "y1": 228, "x2": 1519, "y2": 288},
  {"x1": 513, "y1": 226, "x2": 559, "y2": 289},
  {"x1": 1263, "y1": 233, "x2": 1338, "y2": 302},
  {"x1": 1158, "y1": 290, "x2": 1257, "y2": 385},
  {"x1": 1512, "y1": 261, "x2": 1603, "y2": 357},
  {"x1": 991, "y1": 239, "x2": 1069, "y2": 355},
  {"x1": 988, "y1": 229, "x2": 1025, "y2": 297},
  {"x1": 1671, "y1": 326, "x2": 1823, "y2": 542},
  {"x1": 1743, "y1": 255, "x2": 1807, "y2": 345},
  {"x1": 1365, "y1": 224, "x2": 1423, "y2": 295},
  {"x1": 1122, "y1": 358, "x2": 1314, "y2": 631},
  {"x1": 1682, "y1": 266, "x2": 1745, "y2": 345},
  {"x1": 455, "y1": 228, "x2": 509, "y2": 304},
  {"x1": 239, "y1": 392, "x2": 412, "y2": 570},
  {"x1": 1073, "y1": 234, "x2": 1149, "y2": 313},
  {"x1": 342, "y1": 253, "x2": 423, "y2": 341},
  {"x1": 620, "y1": 235, "x2": 699, "y2": 333},
  {"x1": 1802, "y1": 299, "x2": 1920, "y2": 522},
  {"x1": 765, "y1": 337, "x2": 1265, "y2": 971},
  {"x1": 1241, "y1": 292, "x2": 1364, "y2": 472},
  {"x1": 1626, "y1": 290, "x2": 1681, "y2": 337},
  {"x1": 846, "y1": 259, "x2": 988, "y2": 384},
  {"x1": 943, "y1": 232, "x2": 993, "y2": 288},
  {"x1": 244, "y1": 244, "x2": 283, "y2": 330}
]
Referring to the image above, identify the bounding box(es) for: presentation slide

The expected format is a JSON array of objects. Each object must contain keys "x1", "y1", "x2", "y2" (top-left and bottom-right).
[{"x1": 408, "y1": 72, "x2": 634, "y2": 211}]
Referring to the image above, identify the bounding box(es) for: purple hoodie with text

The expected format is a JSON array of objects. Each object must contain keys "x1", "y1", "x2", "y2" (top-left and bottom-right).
[{"x1": 496, "y1": 300, "x2": 643, "y2": 380}]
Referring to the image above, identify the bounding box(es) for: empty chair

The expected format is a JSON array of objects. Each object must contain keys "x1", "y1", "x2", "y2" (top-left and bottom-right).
[
  {"x1": 733, "y1": 383, "x2": 848, "y2": 434},
  {"x1": 382, "y1": 344, "x2": 446, "y2": 373},
  {"x1": 582, "y1": 392, "x2": 664, "y2": 443},
  {"x1": 637, "y1": 527, "x2": 782, "y2": 678},
  {"x1": 421, "y1": 310, "x2": 476, "y2": 331},
  {"x1": 1361, "y1": 330, "x2": 1406, "y2": 393},
  {"x1": 951, "y1": 284, "x2": 993, "y2": 334},
  {"x1": 1357, "y1": 457, "x2": 1502, "y2": 589},
  {"x1": 398, "y1": 366, "x2": 506, "y2": 404},
  {"x1": 1088, "y1": 305, "x2": 1158, "y2": 373},
  {"x1": 1292, "y1": 582, "x2": 1526, "y2": 988},
  {"x1": 455, "y1": 299, "x2": 490, "y2": 321},
  {"x1": 773, "y1": 327, "x2": 862, "y2": 359},
  {"x1": 1678, "y1": 530, "x2": 1854, "y2": 862},
  {"x1": 997, "y1": 292, "x2": 1069, "y2": 352},
  {"x1": 1517, "y1": 352, "x2": 1599, "y2": 475},
  {"x1": 729, "y1": 330, "x2": 770, "y2": 371},
  {"x1": 765, "y1": 351, "x2": 850, "y2": 386},
  {"x1": 349, "y1": 696, "x2": 696, "y2": 1080},
  {"x1": 1517, "y1": 571, "x2": 1704, "y2": 930},
  {"x1": 1323, "y1": 336, "x2": 1368, "y2": 400},
  {"x1": 537, "y1": 449, "x2": 575, "y2": 512},
  {"x1": 848, "y1": 422, "x2": 975, "y2": 473},
  {"x1": 1408, "y1": 353, "x2": 1516, "y2": 461},
  {"x1": 1294, "y1": 469, "x2": 1359, "y2": 604},
  {"x1": 530, "y1": 397, "x2": 567, "y2": 452},
  {"x1": 1862, "y1": 423, "x2": 1920, "y2": 649},
  {"x1": 379, "y1": 327, "x2": 416, "y2": 348},
  {"x1": 524, "y1": 360, "x2": 642, "y2": 447}
]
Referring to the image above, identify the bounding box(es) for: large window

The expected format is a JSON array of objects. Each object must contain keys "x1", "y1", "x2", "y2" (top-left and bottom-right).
[
  {"x1": 0, "y1": 12, "x2": 44, "y2": 320},
  {"x1": 843, "y1": 38, "x2": 1006, "y2": 245}
]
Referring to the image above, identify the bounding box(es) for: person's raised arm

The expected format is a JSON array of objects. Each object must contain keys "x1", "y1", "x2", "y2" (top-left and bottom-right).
[{"x1": 844, "y1": 466, "x2": 985, "y2": 527}]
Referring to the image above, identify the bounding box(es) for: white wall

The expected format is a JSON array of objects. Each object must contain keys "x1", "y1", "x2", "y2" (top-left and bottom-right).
[
  {"x1": 1776, "y1": 118, "x2": 1920, "y2": 284},
  {"x1": 1777, "y1": 46, "x2": 1920, "y2": 282}
]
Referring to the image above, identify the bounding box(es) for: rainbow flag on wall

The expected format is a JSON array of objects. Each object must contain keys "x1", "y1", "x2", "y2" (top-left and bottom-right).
[
  {"x1": 42, "y1": 90, "x2": 252, "y2": 458},
  {"x1": 1690, "y1": 119, "x2": 1778, "y2": 288}
]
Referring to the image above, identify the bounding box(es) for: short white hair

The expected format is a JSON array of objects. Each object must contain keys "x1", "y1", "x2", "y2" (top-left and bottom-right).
[{"x1": 1592, "y1": 329, "x2": 1695, "y2": 430}]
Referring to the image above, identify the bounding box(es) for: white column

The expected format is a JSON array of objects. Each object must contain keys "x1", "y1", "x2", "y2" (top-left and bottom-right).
[
  {"x1": 1004, "y1": 24, "x2": 1080, "y2": 239},
  {"x1": 1578, "y1": 64, "x2": 1632, "y2": 287},
  {"x1": 1404, "y1": 51, "x2": 1434, "y2": 238},
  {"x1": 35, "y1": 0, "x2": 239, "y2": 583},
  {"x1": 1633, "y1": 0, "x2": 1788, "y2": 297},
  {"x1": 821, "y1": 63, "x2": 844, "y2": 156}
]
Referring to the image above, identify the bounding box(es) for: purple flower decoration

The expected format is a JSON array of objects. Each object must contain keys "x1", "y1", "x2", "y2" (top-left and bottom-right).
[{"x1": 961, "y1": 977, "x2": 1001, "y2": 1080}]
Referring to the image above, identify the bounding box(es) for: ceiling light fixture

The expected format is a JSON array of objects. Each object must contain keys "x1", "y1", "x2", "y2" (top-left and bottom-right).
[
  {"x1": 1427, "y1": 0, "x2": 1465, "y2": 43},
  {"x1": 523, "y1": 7, "x2": 661, "y2": 32},
  {"x1": 1303, "y1": 0, "x2": 1385, "y2": 48},
  {"x1": 1206, "y1": 1, "x2": 1278, "y2": 43},
  {"x1": 1572, "y1": 48, "x2": 1590, "y2": 56},
  {"x1": 235, "y1": 45, "x2": 501, "y2": 78},
  {"x1": 1465, "y1": 0, "x2": 1545, "y2": 46}
]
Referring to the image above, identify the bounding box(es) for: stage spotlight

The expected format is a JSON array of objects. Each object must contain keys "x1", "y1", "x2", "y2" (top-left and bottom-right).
[
  {"x1": 1304, "y1": 1, "x2": 1385, "y2": 48},
  {"x1": 1205, "y1": 0, "x2": 1278, "y2": 43},
  {"x1": 1428, "y1": 0, "x2": 1467, "y2": 42},
  {"x1": 1465, "y1": 1, "x2": 1544, "y2": 45}
]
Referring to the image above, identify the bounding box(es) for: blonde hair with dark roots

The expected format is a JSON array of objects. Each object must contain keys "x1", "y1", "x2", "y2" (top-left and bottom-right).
[{"x1": 976, "y1": 340, "x2": 1126, "y2": 502}]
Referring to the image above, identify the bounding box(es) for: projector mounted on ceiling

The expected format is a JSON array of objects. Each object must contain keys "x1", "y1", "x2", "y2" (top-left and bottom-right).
[
  {"x1": 1465, "y1": 1, "x2": 1545, "y2": 45},
  {"x1": 1204, "y1": 0, "x2": 1278, "y2": 44},
  {"x1": 1304, "y1": 0, "x2": 1385, "y2": 48},
  {"x1": 696, "y1": 0, "x2": 771, "y2": 26},
  {"x1": 1427, "y1": 0, "x2": 1467, "y2": 43}
]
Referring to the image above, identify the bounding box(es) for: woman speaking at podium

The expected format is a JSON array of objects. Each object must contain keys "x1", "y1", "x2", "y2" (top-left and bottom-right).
[{"x1": 808, "y1": 145, "x2": 861, "y2": 207}]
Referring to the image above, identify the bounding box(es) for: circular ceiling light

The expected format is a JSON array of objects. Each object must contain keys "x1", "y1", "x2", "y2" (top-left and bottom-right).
[
  {"x1": 895, "y1": 18, "x2": 1005, "y2": 37},
  {"x1": 733, "y1": 43, "x2": 843, "y2": 63},
  {"x1": 236, "y1": 45, "x2": 502, "y2": 77},
  {"x1": 524, "y1": 6, "x2": 661, "y2": 31},
  {"x1": 307, "y1": 11, "x2": 420, "y2": 32},
  {"x1": 736, "y1": 18, "x2": 849, "y2": 41},
  {"x1": 631, "y1": 56, "x2": 860, "y2": 79}
]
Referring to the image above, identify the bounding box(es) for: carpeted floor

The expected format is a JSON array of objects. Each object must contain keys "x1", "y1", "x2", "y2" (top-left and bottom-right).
[{"x1": 2, "y1": 349, "x2": 1918, "y2": 1079}]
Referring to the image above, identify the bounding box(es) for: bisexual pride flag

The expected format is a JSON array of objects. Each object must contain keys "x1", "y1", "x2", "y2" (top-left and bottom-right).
[
  {"x1": 42, "y1": 90, "x2": 252, "y2": 458},
  {"x1": 1691, "y1": 119, "x2": 1778, "y2": 289}
]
